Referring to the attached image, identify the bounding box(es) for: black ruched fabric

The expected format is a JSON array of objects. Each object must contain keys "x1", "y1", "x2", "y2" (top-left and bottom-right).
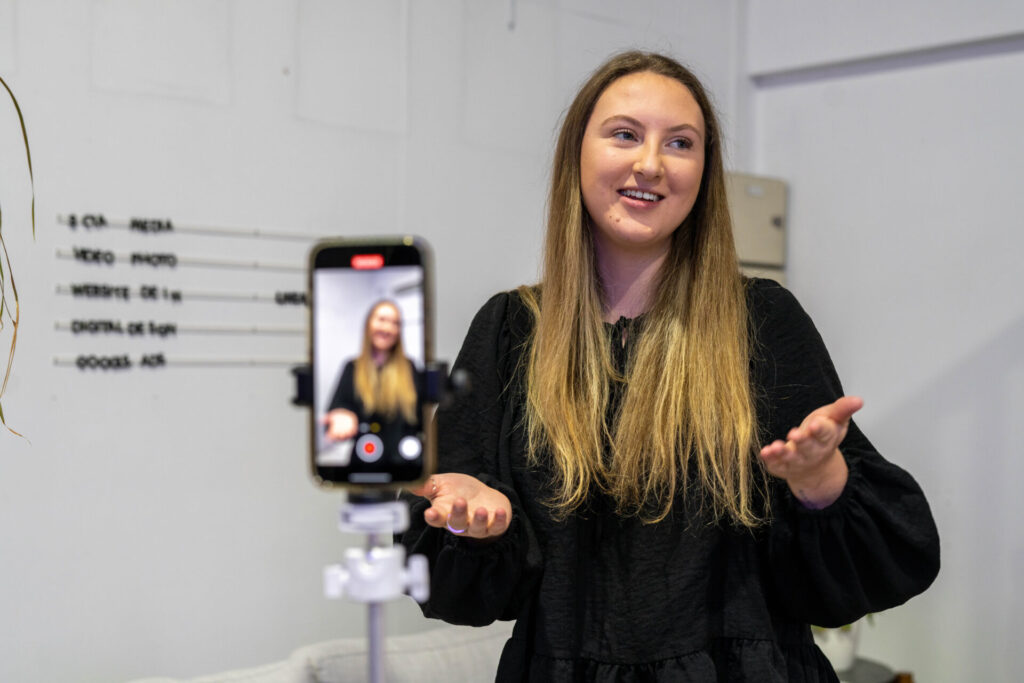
[{"x1": 399, "y1": 279, "x2": 940, "y2": 682}]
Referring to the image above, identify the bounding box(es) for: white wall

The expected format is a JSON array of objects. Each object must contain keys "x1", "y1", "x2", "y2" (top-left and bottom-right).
[
  {"x1": 745, "y1": 2, "x2": 1024, "y2": 680},
  {"x1": 0, "y1": 1, "x2": 739, "y2": 681}
]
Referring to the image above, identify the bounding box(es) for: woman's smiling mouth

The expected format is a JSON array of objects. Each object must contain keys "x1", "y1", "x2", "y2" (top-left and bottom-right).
[{"x1": 618, "y1": 188, "x2": 664, "y2": 202}]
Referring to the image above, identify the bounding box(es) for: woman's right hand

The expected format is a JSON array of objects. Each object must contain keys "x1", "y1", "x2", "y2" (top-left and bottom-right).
[
  {"x1": 322, "y1": 408, "x2": 358, "y2": 441},
  {"x1": 410, "y1": 473, "x2": 512, "y2": 541}
]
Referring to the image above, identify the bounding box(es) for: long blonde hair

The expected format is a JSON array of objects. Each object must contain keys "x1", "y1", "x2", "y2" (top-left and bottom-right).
[
  {"x1": 354, "y1": 300, "x2": 418, "y2": 425},
  {"x1": 520, "y1": 51, "x2": 765, "y2": 526}
]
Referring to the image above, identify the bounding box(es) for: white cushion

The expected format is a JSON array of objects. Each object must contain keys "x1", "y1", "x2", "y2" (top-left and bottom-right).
[
  {"x1": 295, "y1": 621, "x2": 513, "y2": 683},
  {"x1": 124, "y1": 621, "x2": 514, "y2": 683}
]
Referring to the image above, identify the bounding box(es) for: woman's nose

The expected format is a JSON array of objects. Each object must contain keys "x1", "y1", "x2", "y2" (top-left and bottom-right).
[{"x1": 632, "y1": 142, "x2": 663, "y2": 179}]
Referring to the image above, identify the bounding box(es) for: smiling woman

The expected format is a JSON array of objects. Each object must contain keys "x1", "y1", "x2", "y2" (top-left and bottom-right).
[
  {"x1": 399, "y1": 50, "x2": 939, "y2": 682},
  {"x1": 323, "y1": 300, "x2": 420, "y2": 445},
  {"x1": 580, "y1": 71, "x2": 706, "y2": 271}
]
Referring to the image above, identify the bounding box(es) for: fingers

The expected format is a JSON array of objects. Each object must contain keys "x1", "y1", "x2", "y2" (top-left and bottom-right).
[
  {"x1": 417, "y1": 477, "x2": 445, "y2": 526},
  {"x1": 414, "y1": 473, "x2": 511, "y2": 539},
  {"x1": 419, "y1": 497, "x2": 470, "y2": 533},
  {"x1": 821, "y1": 395, "x2": 863, "y2": 424},
  {"x1": 422, "y1": 497, "x2": 509, "y2": 539},
  {"x1": 422, "y1": 505, "x2": 444, "y2": 526},
  {"x1": 447, "y1": 498, "x2": 471, "y2": 532},
  {"x1": 446, "y1": 498, "x2": 504, "y2": 538},
  {"x1": 408, "y1": 475, "x2": 440, "y2": 499},
  {"x1": 780, "y1": 396, "x2": 864, "y2": 451},
  {"x1": 468, "y1": 504, "x2": 489, "y2": 535},
  {"x1": 760, "y1": 439, "x2": 787, "y2": 459},
  {"x1": 467, "y1": 506, "x2": 509, "y2": 537},
  {"x1": 788, "y1": 417, "x2": 832, "y2": 446},
  {"x1": 489, "y1": 508, "x2": 509, "y2": 535},
  {"x1": 408, "y1": 483, "x2": 431, "y2": 498}
]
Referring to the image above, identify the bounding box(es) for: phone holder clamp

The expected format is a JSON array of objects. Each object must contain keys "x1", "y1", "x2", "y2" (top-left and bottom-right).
[{"x1": 323, "y1": 500, "x2": 429, "y2": 604}]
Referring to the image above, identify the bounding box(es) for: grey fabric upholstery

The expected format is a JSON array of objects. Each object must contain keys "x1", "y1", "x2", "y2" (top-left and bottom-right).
[{"x1": 127, "y1": 621, "x2": 513, "y2": 683}]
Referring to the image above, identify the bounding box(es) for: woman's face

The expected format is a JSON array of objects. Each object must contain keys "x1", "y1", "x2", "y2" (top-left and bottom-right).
[
  {"x1": 367, "y1": 303, "x2": 401, "y2": 353},
  {"x1": 579, "y1": 71, "x2": 706, "y2": 258}
]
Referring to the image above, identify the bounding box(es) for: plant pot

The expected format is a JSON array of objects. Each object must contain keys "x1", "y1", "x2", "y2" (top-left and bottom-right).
[{"x1": 812, "y1": 619, "x2": 862, "y2": 672}]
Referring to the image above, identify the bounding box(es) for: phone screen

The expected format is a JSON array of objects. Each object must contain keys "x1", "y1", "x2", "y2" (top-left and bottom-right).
[{"x1": 309, "y1": 238, "x2": 433, "y2": 488}]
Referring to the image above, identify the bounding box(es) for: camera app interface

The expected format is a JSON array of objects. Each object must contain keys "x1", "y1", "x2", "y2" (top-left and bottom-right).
[{"x1": 313, "y1": 253, "x2": 425, "y2": 485}]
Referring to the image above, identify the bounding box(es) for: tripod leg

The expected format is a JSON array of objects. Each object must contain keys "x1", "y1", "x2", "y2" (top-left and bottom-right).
[
  {"x1": 368, "y1": 601, "x2": 384, "y2": 683},
  {"x1": 367, "y1": 531, "x2": 385, "y2": 683}
]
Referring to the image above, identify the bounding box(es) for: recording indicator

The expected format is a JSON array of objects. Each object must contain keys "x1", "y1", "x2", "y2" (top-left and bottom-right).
[
  {"x1": 351, "y1": 253, "x2": 385, "y2": 270},
  {"x1": 355, "y1": 434, "x2": 384, "y2": 463}
]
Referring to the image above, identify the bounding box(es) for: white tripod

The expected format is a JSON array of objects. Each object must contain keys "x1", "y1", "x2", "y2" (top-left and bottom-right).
[{"x1": 323, "y1": 493, "x2": 430, "y2": 683}]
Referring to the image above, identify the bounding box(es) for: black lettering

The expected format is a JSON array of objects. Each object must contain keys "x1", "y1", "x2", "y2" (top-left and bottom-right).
[
  {"x1": 140, "y1": 286, "x2": 159, "y2": 300},
  {"x1": 274, "y1": 291, "x2": 308, "y2": 305},
  {"x1": 129, "y1": 218, "x2": 174, "y2": 233},
  {"x1": 70, "y1": 319, "x2": 123, "y2": 334},
  {"x1": 72, "y1": 247, "x2": 115, "y2": 265},
  {"x1": 68, "y1": 284, "x2": 130, "y2": 300},
  {"x1": 67, "y1": 214, "x2": 77, "y2": 228},
  {"x1": 140, "y1": 353, "x2": 166, "y2": 368},
  {"x1": 131, "y1": 252, "x2": 177, "y2": 267},
  {"x1": 127, "y1": 322, "x2": 145, "y2": 335},
  {"x1": 147, "y1": 322, "x2": 176, "y2": 337},
  {"x1": 75, "y1": 354, "x2": 131, "y2": 370},
  {"x1": 81, "y1": 214, "x2": 107, "y2": 228}
]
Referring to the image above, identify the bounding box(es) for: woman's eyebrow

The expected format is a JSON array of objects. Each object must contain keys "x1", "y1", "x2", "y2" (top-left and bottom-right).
[{"x1": 599, "y1": 114, "x2": 703, "y2": 139}]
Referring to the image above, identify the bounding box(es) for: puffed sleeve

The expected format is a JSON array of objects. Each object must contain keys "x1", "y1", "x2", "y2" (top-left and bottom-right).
[
  {"x1": 399, "y1": 292, "x2": 543, "y2": 626},
  {"x1": 748, "y1": 279, "x2": 940, "y2": 628}
]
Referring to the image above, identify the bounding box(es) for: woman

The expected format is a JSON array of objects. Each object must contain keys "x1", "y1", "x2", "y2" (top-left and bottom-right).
[
  {"x1": 401, "y1": 51, "x2": 939, "y2": 681},
  {"x1": 324, "y1": 300, "x2": 419, "y2": 447}
]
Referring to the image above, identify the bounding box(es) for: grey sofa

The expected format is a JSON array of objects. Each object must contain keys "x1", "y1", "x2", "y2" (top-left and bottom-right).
[{"x1": 127, "y1": 621, "x2": 514, "y2": 683}]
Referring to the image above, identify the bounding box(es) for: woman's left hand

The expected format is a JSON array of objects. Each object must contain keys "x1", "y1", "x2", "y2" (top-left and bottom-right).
[
  {"x1": 408, "y1": 473, "x2": 512, "y2": 541},
  {"x1": 322, "y1": 408, "x2": 359, "y2": 442},
  {"x1": 759, "y1": 395, "x2": 863, "y2": 509}
]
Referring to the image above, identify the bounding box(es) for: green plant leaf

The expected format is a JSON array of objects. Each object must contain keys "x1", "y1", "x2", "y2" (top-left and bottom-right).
[
  {"x1": 0, "y1": 225, "x2": 19, "y2": 432},
  {"x1": 0, "y1": 73, "x2": 34, "y2": 437},
  {"x1": 0, "y1": 74, "x2": 35, "y2": 237}
]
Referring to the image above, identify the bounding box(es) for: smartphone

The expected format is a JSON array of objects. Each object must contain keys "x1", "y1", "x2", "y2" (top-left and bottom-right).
[{"x1": 309, "y1": 236, "x2": 434, "y2": 490}]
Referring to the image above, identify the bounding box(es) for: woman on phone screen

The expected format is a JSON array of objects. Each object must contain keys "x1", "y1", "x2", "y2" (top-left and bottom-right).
[{"x1": 324, "y1": 300, "x2": 420, "y2": 463}]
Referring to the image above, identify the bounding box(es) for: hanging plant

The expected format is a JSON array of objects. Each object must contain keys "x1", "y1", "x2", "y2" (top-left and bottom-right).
[
  {"x1": 0, "y1": 74, "x2": 35, "y2": 435},
  {"x1": 811, "y1": 614, "x2": 874, "y2": 672}
]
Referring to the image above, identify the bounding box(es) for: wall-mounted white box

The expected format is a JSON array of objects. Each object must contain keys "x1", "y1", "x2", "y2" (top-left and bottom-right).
[{"x1": 726, "y1": 171, "x2": 787, "y2": 284}]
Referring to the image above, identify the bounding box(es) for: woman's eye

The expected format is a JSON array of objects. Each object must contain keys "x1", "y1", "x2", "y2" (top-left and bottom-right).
[
  {"x1": 612, "y1": 129, "x2": 638, "y2": 142},
  {"x1": 669, "y1": 138, "x2": 693, "y2": 150}
]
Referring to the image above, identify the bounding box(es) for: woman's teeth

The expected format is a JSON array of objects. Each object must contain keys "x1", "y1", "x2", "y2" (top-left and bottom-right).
[{"x1": 619, "y1": 189, "x2": 661, "y2": 202}]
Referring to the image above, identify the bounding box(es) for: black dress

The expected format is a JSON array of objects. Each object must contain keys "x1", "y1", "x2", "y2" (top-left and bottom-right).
[{"x1": 399, "y1": 279, "x2": 940, "y2": 682}]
